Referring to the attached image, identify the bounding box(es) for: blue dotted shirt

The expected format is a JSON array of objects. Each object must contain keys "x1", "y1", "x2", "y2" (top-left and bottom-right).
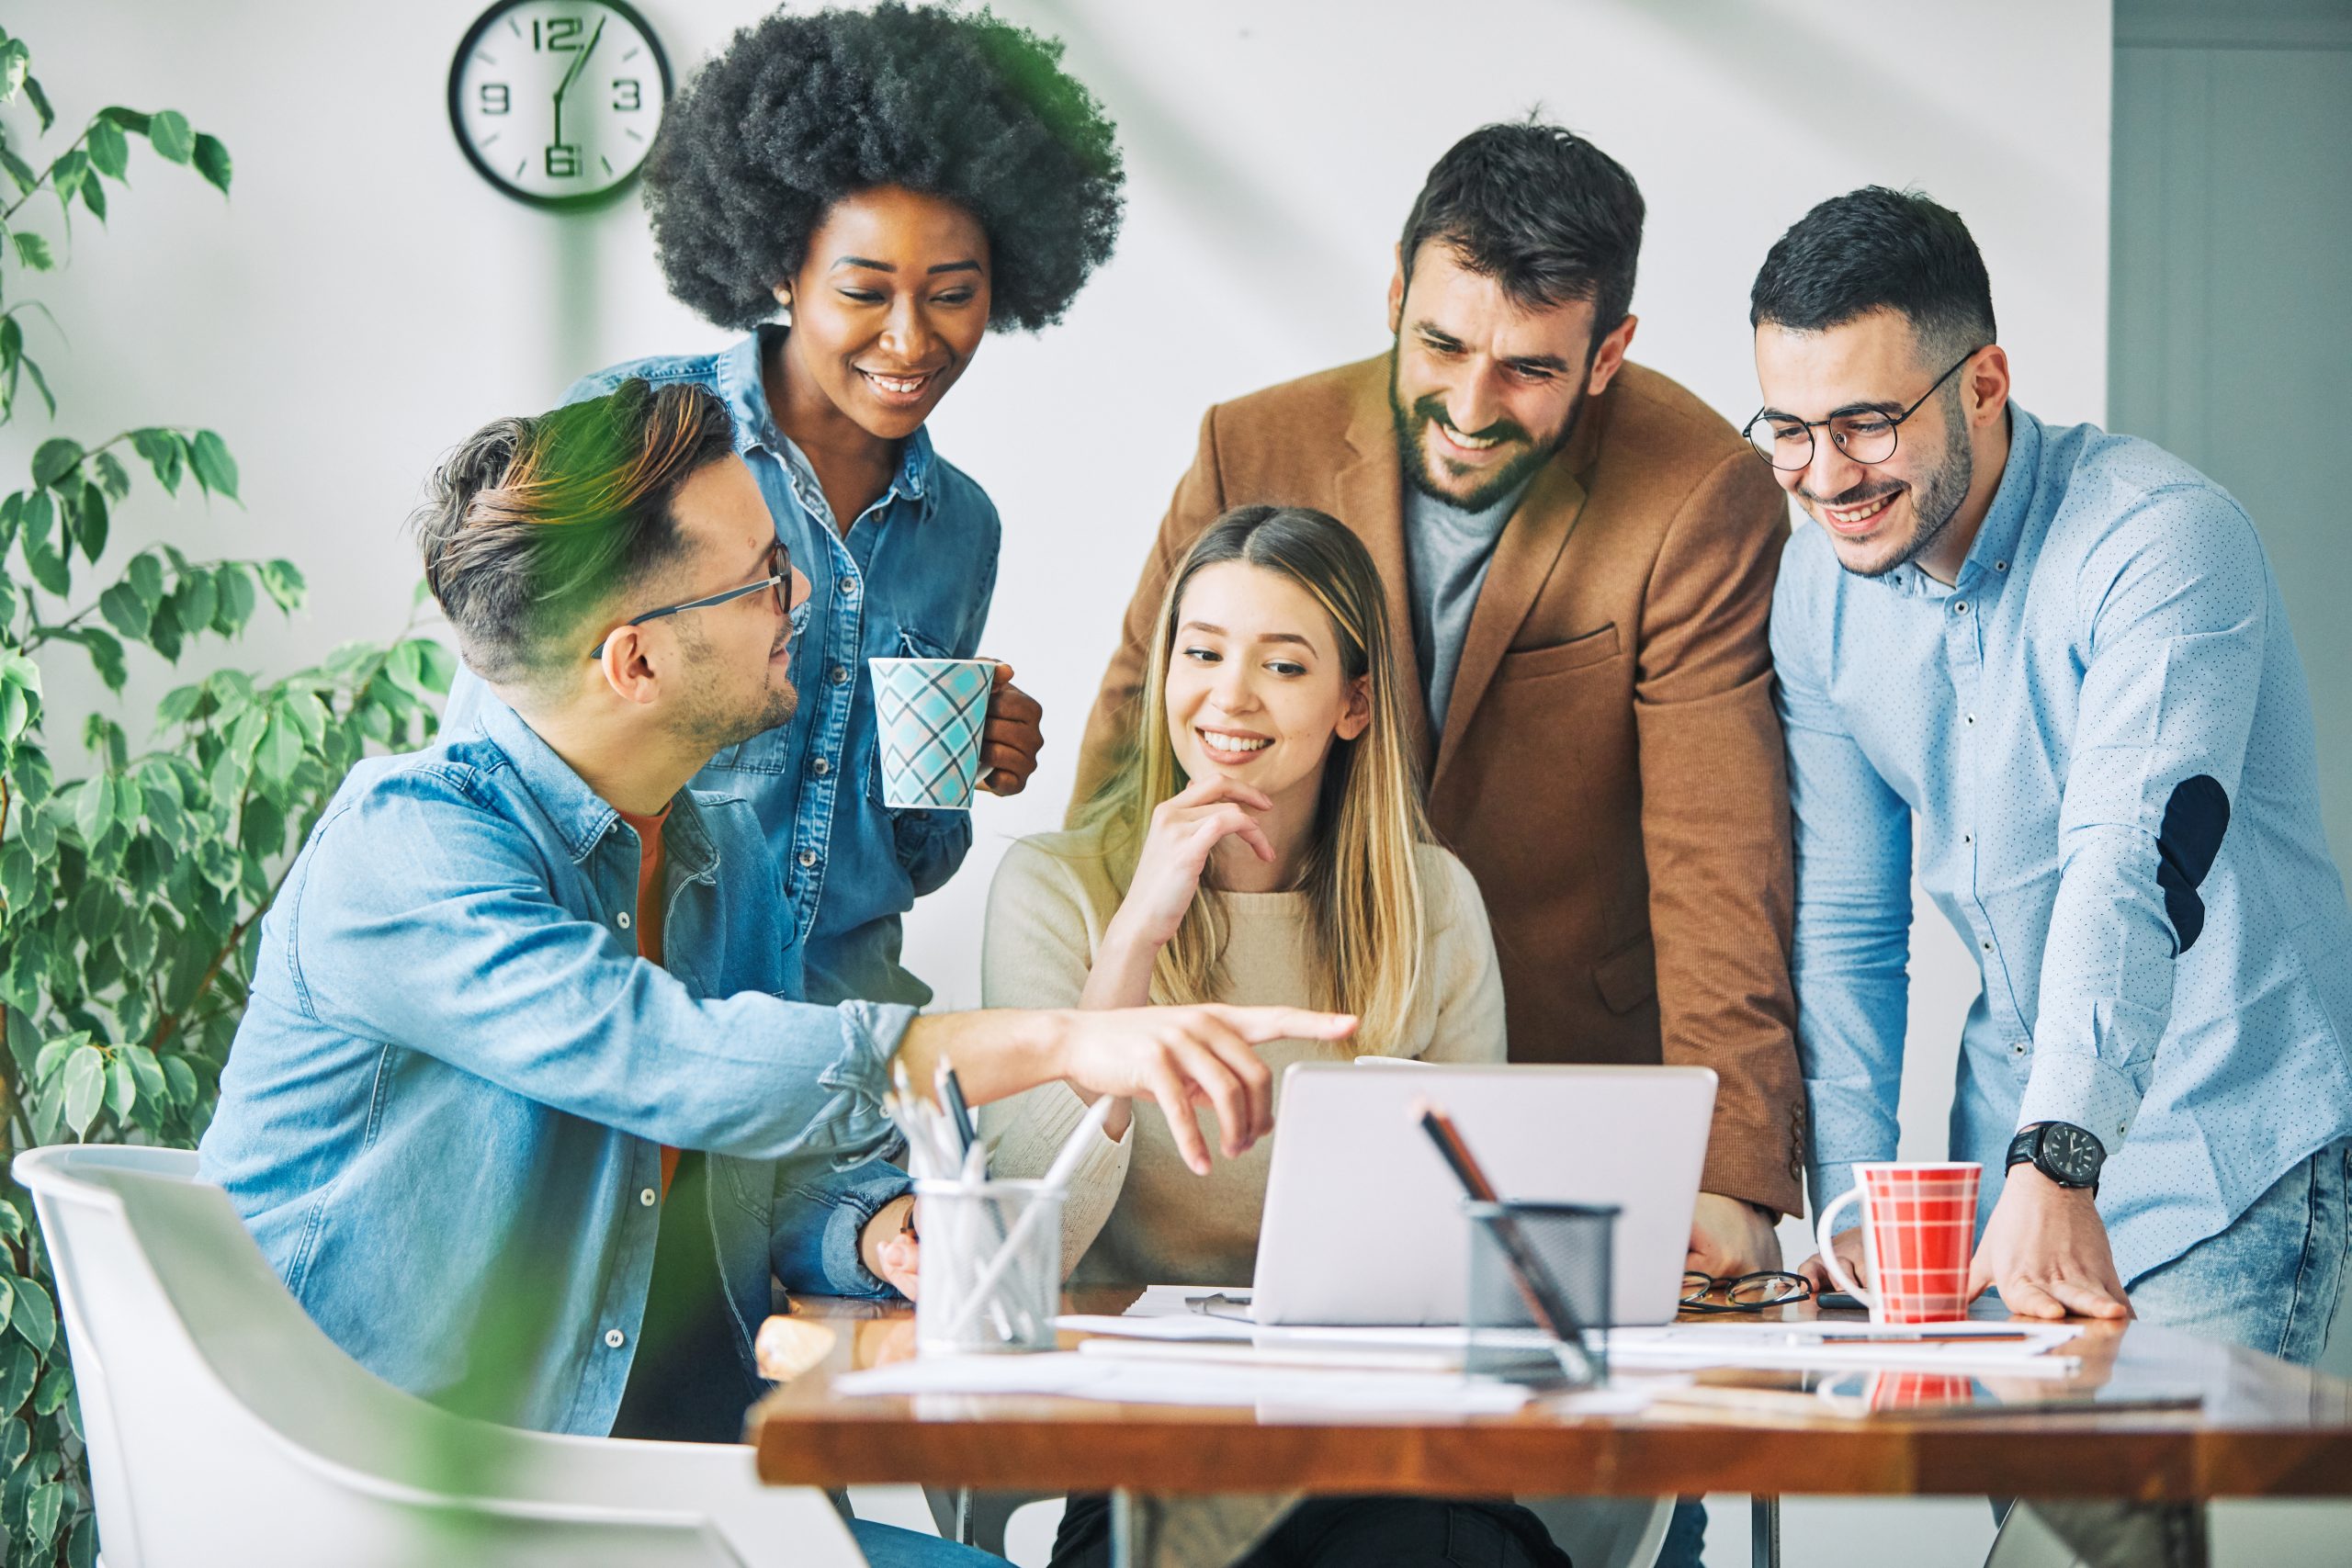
[{"x1": 1771, "y1": 405, "x2": 2352, "y2": 1282}]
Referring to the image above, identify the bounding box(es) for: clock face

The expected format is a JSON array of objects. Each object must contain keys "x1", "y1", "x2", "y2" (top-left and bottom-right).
[{"x1": 449, "y1": 0, "x2": 671, "y2": 209}]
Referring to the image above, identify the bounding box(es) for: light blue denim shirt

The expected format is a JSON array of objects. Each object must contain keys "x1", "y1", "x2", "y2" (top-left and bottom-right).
[
  {"x1": 198, "y1": 694, "x2": 917, "y2": 1436},
  {"x1": 1771, "y1": 406, "x2": 2352, "y2": 1283},
  {"x1": 445, "y1": 326, "x2": 1001, "y2": 1007}
]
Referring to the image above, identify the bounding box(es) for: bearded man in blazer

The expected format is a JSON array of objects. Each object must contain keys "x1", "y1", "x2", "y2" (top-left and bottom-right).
[{"x1": 1073, "y1": 121, "x2": 1805, "y2": 1277}]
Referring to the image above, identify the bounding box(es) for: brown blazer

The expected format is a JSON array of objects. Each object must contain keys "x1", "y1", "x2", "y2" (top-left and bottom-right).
[{"x1": 1071, "y1": 354, "x2": 1805, "y2": 1214}]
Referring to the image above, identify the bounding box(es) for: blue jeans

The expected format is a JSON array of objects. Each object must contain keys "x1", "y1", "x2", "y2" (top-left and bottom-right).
[
  {"x1": 1657, "y1": 1140, "x2": 2351, "y2": 1566},
  {"x1": 850, "y1": 1518, "x2": 1006, "y2": 1567},
  {"x1": 2125, "y1": 1137, "x2": 2351, "y2": 1363}
]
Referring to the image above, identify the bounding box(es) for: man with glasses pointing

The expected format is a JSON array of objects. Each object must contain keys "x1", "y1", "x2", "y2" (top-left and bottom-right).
[{"x1": 1753, "y1": 186, "x2": 2352, "y2": 1366}]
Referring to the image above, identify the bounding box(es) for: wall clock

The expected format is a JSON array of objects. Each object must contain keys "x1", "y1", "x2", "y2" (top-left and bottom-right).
[{"x1": 448, "y1": 1, "x2": 672, "y2": 209}]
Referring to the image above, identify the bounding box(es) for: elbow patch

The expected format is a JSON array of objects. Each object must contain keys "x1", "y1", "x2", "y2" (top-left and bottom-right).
[{"x1": 2154, "y1": 774, "x2": 2231, "y2": 954}]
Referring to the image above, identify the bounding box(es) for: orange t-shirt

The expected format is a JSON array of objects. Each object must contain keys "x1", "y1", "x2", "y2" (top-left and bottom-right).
[{"x1": 615, "y1": 803, "x2": 678, "y2": 1195}]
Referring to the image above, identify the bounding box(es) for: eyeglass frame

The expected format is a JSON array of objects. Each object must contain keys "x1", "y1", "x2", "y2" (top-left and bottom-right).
[
  {"x1": 1679, "y1": 1269, "x2": 1815, "y2": 1315},
  {"x1": 1740, "y1": 344, "x2": 1988, "y2": 473},
  {"x1": 588, "y1": 538, "x2": 792, "y2": 660}
]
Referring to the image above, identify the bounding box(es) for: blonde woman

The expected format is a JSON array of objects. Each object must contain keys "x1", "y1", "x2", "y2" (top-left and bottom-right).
[
  {"x1": 980, "y1": 507, "x2": 1564, "y2": 1568},
  {"x1": 981, "y1": 504, "x2": 1506, "y2": 1286}
]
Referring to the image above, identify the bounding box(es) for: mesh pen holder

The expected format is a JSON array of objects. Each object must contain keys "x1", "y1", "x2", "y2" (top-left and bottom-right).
[
  {"x1": 1463, "y1": 1199, "x2": 1617, "y2": 1388},
  {"x1": 913, "y1": 1179, "x2": 1062, "y2": 1356}
]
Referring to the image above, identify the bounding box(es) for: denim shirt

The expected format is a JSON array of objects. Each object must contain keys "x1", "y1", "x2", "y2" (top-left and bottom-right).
[
  {"x1": 1772, "y1": 406, "x2": 2352, "y2": 1283},
  {"x1": 197, "y1": 694, "x2": 916, "y2": 1436},
  {"x1": 445, "y1": 327, "x2": 1001, "y2": 1008}
]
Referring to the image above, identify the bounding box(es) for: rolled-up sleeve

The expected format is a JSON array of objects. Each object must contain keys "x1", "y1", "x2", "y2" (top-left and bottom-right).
[
  {"x1": 1773, "y1": 547, "x2": 1917, "y2": 1214},
  {"x1": 774, "y1": 1158, "x2": 914, "y2": 1299},
  {"x1": 285, "y1": 772, "x2": 914, "y2": 1168},
  {"x1": 2017, "y1": 489, "x2": 2267, "y2": 1144}
]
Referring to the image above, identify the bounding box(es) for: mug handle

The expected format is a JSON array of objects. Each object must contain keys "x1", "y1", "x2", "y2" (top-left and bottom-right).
[{"x1": 1815, "y1": 1185, "x2": 1876, "y2": 1312}]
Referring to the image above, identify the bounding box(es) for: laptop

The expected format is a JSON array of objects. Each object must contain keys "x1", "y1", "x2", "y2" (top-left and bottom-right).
[{"x1": 1247, "y1": 1062, "x2": 1715, "y2": 1327}]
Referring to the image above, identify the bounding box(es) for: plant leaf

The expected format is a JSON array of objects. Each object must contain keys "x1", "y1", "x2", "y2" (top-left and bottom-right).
[
  {"x1": 85, "y1": 116, "x2": 129, "y2": 180},
  {"x1": 189, "y1": 429, "x2": 238, "y2": 501},
  {"x1": 25, "y1": 1476, "x2": 61, "y2": 1545},
  {"x1": 60, "y1": 1046, "x2": 105, "y2": 1139},
  {"x1": 97, "y1": 581, "x2": 149, "y2": 639},
  {"x1": 22, "y1": 74, "x2": 52, "y2": 133},
  {"x1": 131, "y1": 427, "x2": 183, "y2": 494},
  {"x1": 11, "y1": 232, "x2": 53, "y2": 272},
  {"x1": 192, "y1": 132, "x2": 231, "y2": 195},
  {"x1": 29, "y1": 438, "x2": 80, "y2": 488},
  {"x1": 78, "y1": 627, "x2": 126, "y2": 692},
  {"x1": 105, "y1": 1053, "x2": 137, "y2": 1120},
  {"x1": 0, "y1": 39, "x2": 27, "y2": 104},
  {"x1": 258, "y1": 558, "x2": 305, "y2": 610},
  {"x1": 79, "y1": 170, "x2": 106, "y2": 221},
  {"x1": 145, "y1": 108, "x2": 194, "y2": 164},
  {"x1": 73, "y1": 773, "x2": 115, "y2": 845},
  {"x1": 97, "y1": 106, "x2": 152, "y2": 133},
  {"x1": 254, "y1": 710, "x2": 302, "y2": 783}
]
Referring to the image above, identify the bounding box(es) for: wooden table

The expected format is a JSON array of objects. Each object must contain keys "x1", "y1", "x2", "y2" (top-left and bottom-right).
[{"x1": 748, "y1": 1291, "x2": 2352, "y2": 1567}]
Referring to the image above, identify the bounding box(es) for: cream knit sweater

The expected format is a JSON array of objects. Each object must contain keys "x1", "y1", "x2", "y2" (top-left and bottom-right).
[{"x1": 978, "y1": 826, "x2": 1507, "y2": 1286}]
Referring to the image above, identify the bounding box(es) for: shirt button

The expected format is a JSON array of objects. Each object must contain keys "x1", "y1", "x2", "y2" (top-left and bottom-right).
[
  {"x1": 1963, "y1": 833, "x2": 1973, "y2": 844},
  {"x1": 1964, "y1": 714, "x2": 1976, "y2": 725},
  {"x1": 2010, "y1": 1043, "x2": 2027, "y2": 1055},
  {"x1": 812, "y1": 757, "x2": 831, "y2": 776},
  {"x1": 830, "y1": 665, "x2": 850, "y2": 686},
  {"x1": 616, "y1": 911, "x2": 632, "y2": 930},
  {"x1": 605, "y1": 1328, "x2": 625, "y2": 1349},
  {"x1": 1995, "y1": 560, "x2": 2009, "y2": 571},
  {"x1": 1981, "y1": 940, "x2": 1994, "y2": 952},
  {"x1": 797, "y1": 849, "x2": 819, "y2": 868},
  {"x1": 1953, "y1": 601, "x2": 1969, "y2": 615},
  {"x1": 639, "y1": 1188, "x2": 657, "y2": 1207}
]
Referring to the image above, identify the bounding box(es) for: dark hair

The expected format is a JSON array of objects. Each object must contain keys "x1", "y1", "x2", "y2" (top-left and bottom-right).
[
  {"x1": 1749, "y1": 186, "x2": 1996, "y2": 365},
  {"x1": 413, "y1": 380, "x2": 737, "y2": 694},
  {"x1": 1397, "y1": 118, "x2": 1645, "y2": 334},
  {"x1": 643, "y1": 2, "x2": 1125, "y2": 333}
]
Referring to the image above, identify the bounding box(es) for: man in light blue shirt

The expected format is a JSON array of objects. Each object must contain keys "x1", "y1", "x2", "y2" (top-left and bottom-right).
[
  {"x1": 199, "y1": 382, "x2": 1340, "y2": 1551},
  {"x1": 1751, "y1": 187, "x2": 2351, "y2": 1358}
]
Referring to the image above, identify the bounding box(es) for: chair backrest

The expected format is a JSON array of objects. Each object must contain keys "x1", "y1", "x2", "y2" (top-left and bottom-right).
[{"x1": 13, "y1": 1143, "x2": 865, "y2": 1568}]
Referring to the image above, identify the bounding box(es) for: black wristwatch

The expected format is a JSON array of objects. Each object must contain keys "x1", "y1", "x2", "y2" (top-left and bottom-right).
[{"x1": 2007, "y1": 1121, "x2": 2106, "y2": 1193}]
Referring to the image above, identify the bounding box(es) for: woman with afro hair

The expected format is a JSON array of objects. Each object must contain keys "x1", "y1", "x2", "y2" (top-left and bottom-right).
[{"x1": 446, "y1": 2, "x2": 1123, "y2": 1018}]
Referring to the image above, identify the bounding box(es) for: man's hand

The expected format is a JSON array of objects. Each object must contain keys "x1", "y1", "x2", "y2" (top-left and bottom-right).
[
  {"x1": 1686, "y1": 1191, "x2": 1784, "y2": 1280},
  {"x1": 1797, "y1": 1226, "x2": 1869, "y2": 1296},
  {"x1": 978, "y1": 663, "x2": 1044, "y2": 795},
  {"x1": 1058, "y1": 1004, "x2": 1354, "y2": 1176},
  {"x1": 1968, "y1": 1165, "x2": 2132, "y2": 1321},
  {"x1": 860, "y1": 1192, "x2": 921, "y2": 1300}
]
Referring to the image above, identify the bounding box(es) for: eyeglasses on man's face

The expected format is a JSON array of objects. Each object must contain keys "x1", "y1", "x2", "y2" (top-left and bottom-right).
[
  {"x1": 1741, "y1": 345, "x2": 1986, "y2": 472},
  {"x1": 589, "y1": 539, "x2": 794, "y2": 660},
  {"x1": 1680, "y1": 1269, "x2": 1814, "y2": 1314}
]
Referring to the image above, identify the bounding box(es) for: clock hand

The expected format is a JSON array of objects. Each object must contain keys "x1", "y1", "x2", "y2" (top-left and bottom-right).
[{"x1": 553, "y1": 16, "x2": 605, "y2": 109}]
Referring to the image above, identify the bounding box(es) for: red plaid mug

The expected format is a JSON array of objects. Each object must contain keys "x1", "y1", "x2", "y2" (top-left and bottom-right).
[{"x1": 1815, "y1": 1161, "x2": 1983, "y2": 1324}]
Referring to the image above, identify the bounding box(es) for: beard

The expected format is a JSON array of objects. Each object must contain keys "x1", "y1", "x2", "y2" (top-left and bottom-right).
[
  {"x1": 1389, "y1": 350, "x2": 1581, "y2": 513},
  {"x1": 1808, "y1": 388, "x2": 1975, "y2": 580},
  {"x1": 669, "y1": 627, "x2": 800, "y2": 757}
]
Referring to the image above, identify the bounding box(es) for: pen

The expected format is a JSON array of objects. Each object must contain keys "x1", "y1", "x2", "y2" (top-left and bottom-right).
[
  {"x1": 1411, "y1": 1099, "x2": 1597, "y2": 1383},
  {"x1": 937, "y1": 1063, "x2": 978, "y2": 1156}
]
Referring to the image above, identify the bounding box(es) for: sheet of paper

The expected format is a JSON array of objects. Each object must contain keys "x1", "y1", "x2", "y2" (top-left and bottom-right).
[
  {"x1": 1116, "y1": 1284, "x2": 1250, "y2": 1320},
  {"x1": 836, "y1": 1351, "x2": 1536, "y2": 1414}
]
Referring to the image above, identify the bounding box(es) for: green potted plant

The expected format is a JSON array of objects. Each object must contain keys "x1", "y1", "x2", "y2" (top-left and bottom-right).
[{"x1": 0, "y1": 24, "x2": 453, "y2": 1564}]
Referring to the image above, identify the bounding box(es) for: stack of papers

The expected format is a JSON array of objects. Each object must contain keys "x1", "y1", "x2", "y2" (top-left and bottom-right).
[{"x1": 1052, "y1": 1312, "x2": 2085, "y2": 1379}]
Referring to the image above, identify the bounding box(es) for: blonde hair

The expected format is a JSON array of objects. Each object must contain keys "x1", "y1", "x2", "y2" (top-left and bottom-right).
[{"x1": 1077, "y1": 506, "x2": 1437, "y2": 1053}]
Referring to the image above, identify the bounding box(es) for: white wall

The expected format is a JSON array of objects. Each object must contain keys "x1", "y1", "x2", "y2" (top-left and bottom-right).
[{"x1": 9, "y1": 5, "x2": 2120, "y2": 1560}]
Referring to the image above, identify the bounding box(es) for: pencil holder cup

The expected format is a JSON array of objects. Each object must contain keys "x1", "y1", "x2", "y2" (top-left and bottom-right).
[
  {"x1": 913, "y1": 1179, "x2": 1063, "y2": 1356},
  {"x1": 1463, "y1": 1199, "x2": 1616, "y2": 1387}
]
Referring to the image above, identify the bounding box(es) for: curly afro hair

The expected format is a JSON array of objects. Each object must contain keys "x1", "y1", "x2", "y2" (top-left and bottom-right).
[{"x1": 644, "y1": 3, "x2": 1125, "y2": 333}]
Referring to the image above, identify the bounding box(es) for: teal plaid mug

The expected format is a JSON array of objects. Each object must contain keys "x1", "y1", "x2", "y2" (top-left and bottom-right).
[{"x1": 869, "y1": 657, "x2": 995, "y2": 809}]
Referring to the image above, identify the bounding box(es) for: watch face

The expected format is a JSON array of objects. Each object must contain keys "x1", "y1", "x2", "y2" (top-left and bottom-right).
[
  {"x1": 2042, "y1": 1122, "x2": 2103, "y2": 1186},
  {"x1": 449, "y1": 1, "x2": 671, "y2": 209}
]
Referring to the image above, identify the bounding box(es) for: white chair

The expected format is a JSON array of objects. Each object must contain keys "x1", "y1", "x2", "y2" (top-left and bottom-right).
[{"x1": 12, "y1": 1143, "x2": 869, "y2": 1568}]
